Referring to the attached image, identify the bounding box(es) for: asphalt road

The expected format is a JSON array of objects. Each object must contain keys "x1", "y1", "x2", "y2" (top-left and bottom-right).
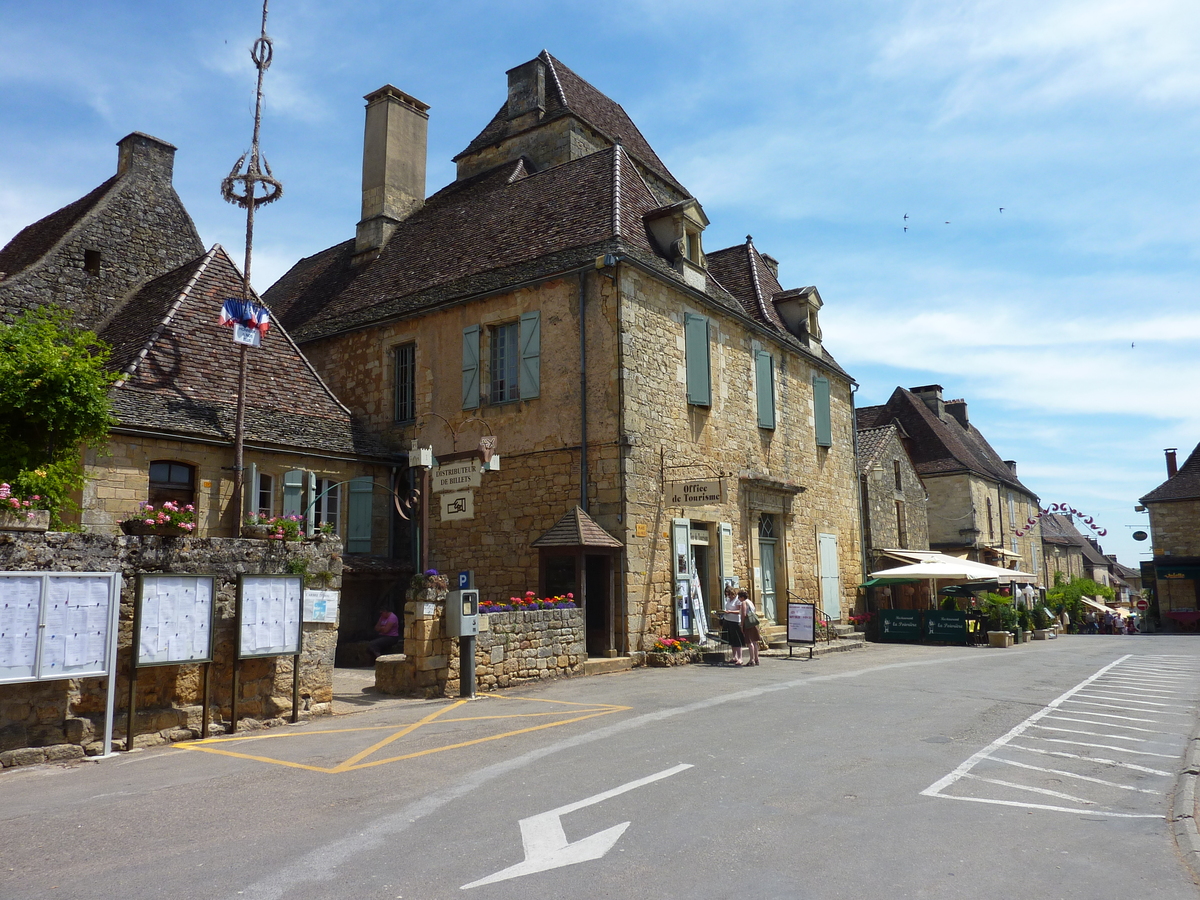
[{"x1": 3, "y1": 636, "x2": 1199, "y2": 900}]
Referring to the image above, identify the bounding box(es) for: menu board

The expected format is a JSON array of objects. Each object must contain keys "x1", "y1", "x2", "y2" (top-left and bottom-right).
[
  {"x1": 135, "y1": 575, "x2": 215, "y2": 666},
  {"x1": 0, "y1": 573, "x2": 121, "y2": 683},
  {"x1": 237, "y1": 575, "x2": 303, "y2": 658},
  {"x1": 787, "y1": 601, "x2": 816, "y2": 644}
]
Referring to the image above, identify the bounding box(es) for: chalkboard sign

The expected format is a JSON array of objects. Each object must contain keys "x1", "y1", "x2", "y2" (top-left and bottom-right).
[
  {"x1": 879, "y1": 609, "x2": 922, "y2": 642},
  {"x1": 787, "y1": 602, "x2": 816, "y2": 644},
  {"x1": 134, "y1": 575, "x2": 215, "y2": 666},
  {"x1": 237, "y1": 575, "x2": 303, "y2": 658},
  {"x1": 0, "y1": 573, "x2": 121, "y2": 683}
]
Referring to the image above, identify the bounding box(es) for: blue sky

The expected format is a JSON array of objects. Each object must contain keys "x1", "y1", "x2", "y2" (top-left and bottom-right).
[{"x1": 2, "y1": 0, "x2": 1197, "y2": 570}]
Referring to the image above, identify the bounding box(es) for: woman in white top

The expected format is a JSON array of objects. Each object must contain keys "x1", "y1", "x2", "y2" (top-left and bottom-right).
[{"x1": 722, "y1": 587, "x2": 747, "y2": 666}]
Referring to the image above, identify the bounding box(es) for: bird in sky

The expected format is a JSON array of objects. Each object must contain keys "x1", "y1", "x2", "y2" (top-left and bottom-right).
[
  {"x1": 999, "y1": 207, "x2": 1004, "y2": 213},
  {"x1": 903, "y1": 213, "x2": 909, "y2": 220},
  {"x1": 904, "y1": 226, "x2": 908, "y2": 232},
  {"x1": 945, "y1": 221, "x2": 950, "y2": 224}
]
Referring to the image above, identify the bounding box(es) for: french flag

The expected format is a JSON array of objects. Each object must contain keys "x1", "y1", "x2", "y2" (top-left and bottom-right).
[{"x1": 219, "y1": 298, "x2": 271, "y2": 334}]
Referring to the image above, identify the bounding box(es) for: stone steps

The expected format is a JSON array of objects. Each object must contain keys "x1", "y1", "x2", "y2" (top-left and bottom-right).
[{"x1": 582, "y1": 656, "x2": 635, "y2": 677}]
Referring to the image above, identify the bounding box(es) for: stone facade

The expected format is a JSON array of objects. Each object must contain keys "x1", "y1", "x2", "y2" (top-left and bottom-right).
[
  {"x1": 858, "y1": 426, "x2": 929, "y2": 565},
  {"x1": 0, "y1": 532, "x2": 340, "y2": 767},
  {"x1": 0, "y1": 133, "x2": 203, "y2": 326}
]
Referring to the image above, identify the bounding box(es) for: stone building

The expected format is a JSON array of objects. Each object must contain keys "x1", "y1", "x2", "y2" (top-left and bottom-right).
[
  {"x1": 1039, "y1": 513, "x2": 1087, "y2": 585},
  {"x1": 857, "y1": 385, "x2": 1042, "y2": 578},
  {"x1": 0, "y1": 132, "x2": 398, "y2": 553},
  {"x1": 266, "y1": 52, "x2": 864, "y2": 657},
  {"x1": 1140, "y1": 444, "x2": 1200, "y2": 629},
  {"x1": 855, "y1": 420, "x2": 929, "y2": 565}
]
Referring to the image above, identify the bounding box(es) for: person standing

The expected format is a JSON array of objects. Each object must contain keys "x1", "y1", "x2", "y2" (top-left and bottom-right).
[
  {"x1": 739, "y1": 590, "x2": 761, "y2": 666},
  {"x1": 722, "y1": 587, "x2": 747, "y2": 666}
]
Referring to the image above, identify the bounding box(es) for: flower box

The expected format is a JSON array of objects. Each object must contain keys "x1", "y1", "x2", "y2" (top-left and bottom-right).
[
  {"x1": 121, "y1": 521, "x2": 189, "y2": 537},
  {"x1": 0, "y1": 509, "x2": 49, "y2": 532},
  {"x1": 241, "y1": 524, "x2": 273, "y2": 539},
  {"x1": 987, "y1": 630, "x2": 1014, "y2": 648}
]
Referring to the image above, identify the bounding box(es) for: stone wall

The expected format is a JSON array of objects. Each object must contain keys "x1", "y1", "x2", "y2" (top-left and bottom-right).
[
  {"x1": 861, "y1": 428, "x2": 929, "y2": 561},
  {"x1": 0, "y1": 531, "x2": 340, "y2": 768},
  {"x1": 1148, "y1": 500, "x2": 1200, "y2": 557},
  {"x1": 376, "y1": 590, "x2": 584, "y2": 698}
]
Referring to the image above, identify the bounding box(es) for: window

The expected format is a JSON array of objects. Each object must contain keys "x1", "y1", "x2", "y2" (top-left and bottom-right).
[
  {"x1": 754, "y1": 350, "x2": 775, "y2": 429},
  {"x1": 1008, "y1": 491, "x2": 1016, "y2": 527},
  {"x1": 394, "y1": 342, "x2": 415, "y2": 422},
  {"x1": 813, "y1": 375, "x2": 832, "y2": 447},
  {"x1": 896, "y1": 500, "x2": 908, "y2": 549},
  {"x1": 257, "y1": 473, "x2": 274, "y2": 517},
  {"x1": 684, "y1": 313, "x2": 711, "y2": 406},
  {"x1": 464, "y1": 312, "x2": 540, "y2": 409},
  {"x1": 314, "y1": 478, "x2": 340, "y2": 534},
  {"x1": 490, "y1": 321, "x2": 520, "y2": 404},
  {"x1": 83, "y1": 249, "x2": 101, "y2": 277},
  {"x1": 893, "y1": 459, "x2": 903, "y2": 491},
  {"x1": 148, "y1": 461, "x2": 195, "y2": 507}
]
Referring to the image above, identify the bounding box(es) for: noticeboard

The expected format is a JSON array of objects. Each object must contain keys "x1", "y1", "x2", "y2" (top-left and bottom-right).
[
  {"x1": 924, "y1": 611, "x2": 968, "y2": 644},
  {"x1": 134, "y1": 575, "x2": 215, "y2": 667},
  {"x1": 0, "y1": 572, "x2": 121, "y2": 683},
  {"x1": 787, "y1": 602, "x2": 816, "y2": 644},
  {"x1": 879, "y1": 609, "x2": 922, "y2": 642},
  {"x1": 303, "y1": 589, "x2": 339, "y2": 624},
  {"x1": 237, "y1": 575, "x2": 303, "y2": 659}
]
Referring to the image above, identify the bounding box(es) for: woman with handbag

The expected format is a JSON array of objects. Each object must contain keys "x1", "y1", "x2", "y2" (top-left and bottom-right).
[
  {"x1": 722, "y1": 586, "x2": 747, "y2": 666},
  {"x1": 739, "y1": 590, "x2": 761, "y2": 666}
]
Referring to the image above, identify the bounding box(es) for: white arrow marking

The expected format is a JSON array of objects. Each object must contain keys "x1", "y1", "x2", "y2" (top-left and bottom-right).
[{"x1": 461, "y1": 763, "x2": 692, "y2": 889}]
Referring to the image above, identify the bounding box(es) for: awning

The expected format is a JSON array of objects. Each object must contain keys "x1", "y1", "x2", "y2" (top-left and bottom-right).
[
  {"x1": 875, "y1": 550, "x2": 1037, "y2": 584},
  {"x1": 870, "y1": 559, "x2": 1037, "y2": 582},
  {"x1": 860, "y1": 576, "x2": 921, "y2": 587},
  {"x1": 1079, "y1": 596, "x2": 1126, "y2": 617}
]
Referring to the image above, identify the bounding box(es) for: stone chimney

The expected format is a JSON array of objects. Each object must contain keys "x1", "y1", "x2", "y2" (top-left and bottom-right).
[
  {"x1": 506, "y1": 57, "x2": 547, "y2": 126},
  {"x1": 910, "y1": 385, "x2": 945, "y2": 420},
  {"x1": 760, "y1": 254, "x2": 780, "y2": 279},
  {"x1": 117, "y1": 132, "x2": 177, "y2": 180},
  {"x1": 946, "y1": 399, "x2": 969, "y2": 429},
  {"x1": 1004, "y1": 460, "x2": 1017, "y2": 476},
  {"x1": 355, "y1": 85, "x2": 429, "y2": 259},
  {"x1": 1166, "y1": 448, "x2": 1178, "y2": 478}
]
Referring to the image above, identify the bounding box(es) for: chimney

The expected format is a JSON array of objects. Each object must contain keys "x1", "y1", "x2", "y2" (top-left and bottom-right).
[
  {"x1": 506, "y1": 57, "x2": 547, "y2": 124},
  {"x1": 946, "y1": 399, "x2": 969, "y2": 429},
  {"x1": 355, "y1": 85, "x2": 429, "y2": 258},
  {"x1": 1166, "y1": 448, "x2": 1178, "y2": 478},
  {"x1": 760, "y1": 254, "x2": 779, "y2": 280},
  {"x1": 910, "y1": 385, "x2": 945, "y2": 420},
  {"x1": 1004, "y1": 460, "x2": 1017, "y2": 476},
  {"x1": 117, "y1": 132, "x2": 177, "y2": 180}
]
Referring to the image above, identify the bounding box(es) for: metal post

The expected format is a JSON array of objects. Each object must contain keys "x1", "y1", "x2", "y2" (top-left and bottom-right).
[
  {"x1": 291, "y1": 651, "x2": 301, "y2": 723},
  {"x1": 460, "y1": 636, "x2": 476, "y2": 699},
  {"x1": 201, "y1": 662, "x2": 211, "y2": 739}
]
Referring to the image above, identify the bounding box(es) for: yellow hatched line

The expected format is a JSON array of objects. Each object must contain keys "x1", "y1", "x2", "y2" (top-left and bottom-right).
[
  {"x1": 331, "y1": 701, "x2": 468, "y2": 772},
  {"x1": 338, "y1": 708, "x2": 624, "y2": 772},
  {"x1": 175, "y1": 744, "x2": 337, "y2": 773}
]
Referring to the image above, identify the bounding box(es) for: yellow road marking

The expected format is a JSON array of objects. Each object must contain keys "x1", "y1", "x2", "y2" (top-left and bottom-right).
[{"x1": 331, "y1": 702, "x2": 467, "y2": 772}]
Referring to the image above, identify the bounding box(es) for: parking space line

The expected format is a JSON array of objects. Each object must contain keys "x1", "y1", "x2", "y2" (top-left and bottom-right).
[{"x1": 988, "y1": 756, "x2": 1162, "y2": 793}]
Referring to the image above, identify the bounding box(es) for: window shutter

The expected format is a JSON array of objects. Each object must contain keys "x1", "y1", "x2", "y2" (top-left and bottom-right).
[
  {"x1": 283, "y1": 469, "x2": 305, "y2": 518},
  {"x1": 813, "y1": 375, "x2": 832, "y2": 447},
  {"x1": 462, "y1": 325, "x2": 480, "y2": 410},
  {"x1": 347, "y1": 477, "x2": 374, "y2": 553},
  {"x1": 243, "y1": 462, "x2": 257, "y2": 519},
  {"x1": 684, "y1": 313, "x2": 711, "y2": 406},
  {"x1": 755, "y1": 350, "x2": 775, "y2": 429},
  {"x1": 306, "y1": 471, "x2": 317, "y2": 536},
  {"x1": 519, "y1": 310, "x2": 541, "y2": 399}
]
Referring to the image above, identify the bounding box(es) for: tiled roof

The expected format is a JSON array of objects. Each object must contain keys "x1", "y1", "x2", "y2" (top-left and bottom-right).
[
  {"x1": 1141, "y1": 442, "x2": 1200, "y2": 503},
  {"x1": 455, "y1": 51, "x2": 681, "y2": 192},
  {"x1": 103, "y1": 246, "x2": 395, "y2": 459},
  {"x1": 0, "y1": 177, "x2": 119, "y2": 280},
  {"x1": 857, "y1": 387, "x2": 1036, "y2": 497},
  {"x1": 855, "y1": 424, "x2": 898, "y2": 473},
  {"x1": 530, "y1": 506, "x2": 623, "y2": 548}
]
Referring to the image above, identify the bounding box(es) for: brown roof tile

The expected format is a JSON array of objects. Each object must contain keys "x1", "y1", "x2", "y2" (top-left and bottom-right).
[
  {"x1": 1141, "y1": 441, "x2": 1200, "y2": 503},
  {"x1": 531, "y1": 506, "x2": 623, "y2": 548}
]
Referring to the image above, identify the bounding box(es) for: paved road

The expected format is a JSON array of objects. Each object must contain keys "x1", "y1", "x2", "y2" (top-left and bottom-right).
[{"x1": 3, "y1": 636, "x2": 1199, "y2": 900}]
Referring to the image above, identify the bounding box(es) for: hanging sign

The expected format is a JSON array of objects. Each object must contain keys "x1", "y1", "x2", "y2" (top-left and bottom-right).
[
  {"x1": 433, "y1": 460, "x2": 482, "y2": 493},
  {"x1": 668, "y1": 479, "x2": 723, "y2": 506},
  {"x1": 441, "y1": 491, "x2": 475, "y2": 521}
]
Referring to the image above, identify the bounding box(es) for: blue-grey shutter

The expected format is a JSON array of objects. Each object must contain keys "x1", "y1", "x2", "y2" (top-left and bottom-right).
[
  {"x1": 755, "y1": 350, "x2": 775, "y2": 429},
  {"x1": 684, "y1": 313, "x2": 711, "y2": 406},
  {"x1": 519, "y1": 310, "x2": 540, "y2": 399},
  {"x1": 243, "y1": 462, "x2": 257, "y2": 520},
  {"x1": 813, "y1": 375, "x2": 832, "y2": 447},
  {"x1": 347, "y1": 477, "x2": 373, "y2": 553},
  {"x1": 282, "y1": 469, "x2": 305, "y2": 518},
  {"x1": 306, "y1": 471, "x2": 317, "y2": 536},
  {"x1": 462, "y1": 325, "x2": 480, "y2": 410}
]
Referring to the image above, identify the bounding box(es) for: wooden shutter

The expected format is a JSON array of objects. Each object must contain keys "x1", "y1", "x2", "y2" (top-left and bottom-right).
[
  {"x1": 306, "y1": 471, "x2": 317, "y2": 536},
  {"x1": 684, "y1": 313, "x2": 711, "y2": 406},
  {"x1": 347, "y1": 476, "x2": 374, "y2": 553},
  {"x1": 755, "y1": 350, "x2": 775, "y2": 429},
  {"x1": 813, "y1": 374, "x2": 832, "y2": 447},
  {"x1": 519, "y1": 310, "x2": 541, "y2": 399},
  {"x1": 282, "y1": 469, "x2": 305, "y2": 518},
  {"x1": 243, "y1": 462, "x2": 257, "y2": 519},
  {"x1": 462, "y1": 325, "x2": 480, "y2": 410}
]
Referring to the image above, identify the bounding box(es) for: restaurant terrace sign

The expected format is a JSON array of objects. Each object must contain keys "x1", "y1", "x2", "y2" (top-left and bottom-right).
[{"x1": 667, "y1": 478, "x2": 723, "y2": 506}]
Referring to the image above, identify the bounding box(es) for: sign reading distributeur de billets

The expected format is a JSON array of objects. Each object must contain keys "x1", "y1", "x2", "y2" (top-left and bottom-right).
[
  {"x1": 441, "y1": 491, "x2": 474, "y2": 521},
  {"x1": 433, "y1": 460, "x2": 481, "y2": 493},
  {"x1": 667, "y1": 479, "x2": 723, "y2": 506}
]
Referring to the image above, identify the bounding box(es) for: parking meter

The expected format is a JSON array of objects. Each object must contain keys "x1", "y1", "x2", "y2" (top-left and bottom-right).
[{"x1": 447, "y1": 589, "x2": 480, "y2": 637}]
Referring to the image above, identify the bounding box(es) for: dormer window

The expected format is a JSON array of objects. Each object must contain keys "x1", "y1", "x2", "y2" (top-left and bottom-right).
[
  {"x1": 773, "y1": 286, "x2": 824, "y2": 353},
  {"x1": 644, "y1": 199, "x2": 709, "y2": 290}
]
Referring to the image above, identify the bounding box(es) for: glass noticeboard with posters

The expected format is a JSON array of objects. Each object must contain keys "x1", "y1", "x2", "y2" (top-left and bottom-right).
[
  {"x1": 236, "y1": 575, "x2": 303, "y2": 659},
  {"x1": 133, "y1": 575, "x2": 216, "y2": 667}
]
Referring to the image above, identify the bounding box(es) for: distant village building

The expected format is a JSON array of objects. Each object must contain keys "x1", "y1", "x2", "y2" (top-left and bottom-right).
[
  {"x1": 266, "y1": 52, "x2": 864, "y2": 655},
  {"x1": 1140, "y1": 444, "x2": 1200, "y2": 630}
]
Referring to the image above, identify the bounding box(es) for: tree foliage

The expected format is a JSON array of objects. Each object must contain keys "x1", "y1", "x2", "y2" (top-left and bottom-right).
[
  {"x1": 1046, "y1": 572, "x2": 1115, "y2": 625},
  {"x1": 0, "y1": 309, "x2": 116, "y2": 521}
]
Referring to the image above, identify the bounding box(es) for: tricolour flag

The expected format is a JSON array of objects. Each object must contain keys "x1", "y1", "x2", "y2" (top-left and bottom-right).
[{"x1": 219, "y1": 298, "x2": 271, "y2": 334}]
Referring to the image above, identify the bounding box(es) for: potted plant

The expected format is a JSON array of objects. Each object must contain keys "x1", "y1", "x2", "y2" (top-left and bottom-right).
[
  {"x1": 0, "y1": 483, "x2": 50, "y2": 532},
  {"x1": 983, "y1": 594, "x2": 1016, "y2": 648},
  {"x1": 120, "y1": 501, "x2": 196, "y2": 536},
  {"x1": 646, "y1": 637, "x2": 698, "y2": 666}
]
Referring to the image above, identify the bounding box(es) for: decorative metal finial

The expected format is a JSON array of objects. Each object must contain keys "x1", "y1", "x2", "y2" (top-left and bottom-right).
[{"x1": 221, "y1": 0, "x2": 283, "y2": 294}]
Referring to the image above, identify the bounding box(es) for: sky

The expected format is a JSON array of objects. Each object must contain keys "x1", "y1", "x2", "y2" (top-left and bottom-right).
[{"x1": 1, "y1": 0, "x2": 1197, "y2": 571}]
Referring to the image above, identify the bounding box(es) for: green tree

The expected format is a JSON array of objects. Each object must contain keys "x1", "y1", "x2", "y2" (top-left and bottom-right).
[
  {"x1": 0, "y1": 309, "x2": 116, "y2": 524},
  {"x1": 1046, "y1": 573, "x2": 1115, "y2": 628}
]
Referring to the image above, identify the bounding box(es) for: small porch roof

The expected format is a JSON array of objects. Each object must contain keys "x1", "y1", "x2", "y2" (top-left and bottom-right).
[{"x1": 531, "y1": 506, "x2": 624, "y2": 549}]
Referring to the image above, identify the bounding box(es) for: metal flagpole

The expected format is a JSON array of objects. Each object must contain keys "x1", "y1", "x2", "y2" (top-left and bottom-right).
[{"x1": 221, "y1": 0, "x2": 283, "y2": 528}]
